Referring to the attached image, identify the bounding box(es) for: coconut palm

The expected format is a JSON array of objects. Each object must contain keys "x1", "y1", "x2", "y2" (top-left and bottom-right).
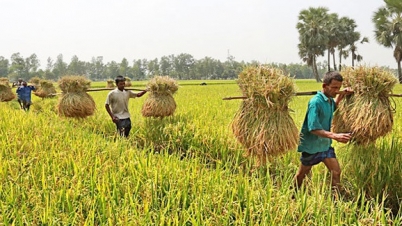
[
  {"x1": 297, "y1": 7, "x2": 330, "y2": 82},
  {"x1": 373, "y1": 2, "x2": 402, "y2": 83}
]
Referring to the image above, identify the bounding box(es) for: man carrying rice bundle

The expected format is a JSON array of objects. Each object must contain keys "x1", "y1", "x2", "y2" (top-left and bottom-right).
[
  {"x1": 16, "y1": 81, "x2": 36, "y2": 111},
  {"x1": 105, "y1": 75, "x2": 147, "y2": 137},
  {"x1": 293, "y1": 71, "x2": 352, "y2": 194}
]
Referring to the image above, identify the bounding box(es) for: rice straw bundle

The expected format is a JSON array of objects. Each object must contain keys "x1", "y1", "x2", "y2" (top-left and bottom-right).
[
  {"x1": 57, "y1": 76, "x2": 95, "y2": 118},
  {"x1": 34, "y1": 80, "x2": 57, "y2": 98},
  {"x1": 29, "y1": 77, "x2": 41, "y2": 87},
  {"x1": 0, "y1": 80, "x2": 15, "y2": 102},
  {"x1": 0, "y1": 77, "x2": 10, "y2": 86},
  {"x1": 332, "y1": 66, "x2": 398, "y2": 145},
  {"x1": 106, "y1": 79, "x2": 115, "y2": 88},
  {"x1": 231, "y1": 66, "x2": 299, "y2": 165},
  {"x1": 125, "y1": 77, "x2": 132, "y2": 87},
  {"x1": 141, "y1": 76, "x2": 178, "y2": 118}
]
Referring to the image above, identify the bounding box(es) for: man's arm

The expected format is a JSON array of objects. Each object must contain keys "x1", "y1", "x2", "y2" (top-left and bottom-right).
[
  {"x1": 136, "y1": 90, "x2": 147, "y2": 97},
  {"x1": 310, "y1": 129, "x2": 351, "y2": 143},
  {"x1": 335, "y1": 88, "x2": 353, "y2": 106},
  {"x1": 105, "y1": 104, "x2": 119, "y2": 123}
]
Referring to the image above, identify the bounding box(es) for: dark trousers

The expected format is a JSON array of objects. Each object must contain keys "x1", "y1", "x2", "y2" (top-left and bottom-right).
[{"x1": 116, "y1": 118, "x2": 132, "y2": 137}]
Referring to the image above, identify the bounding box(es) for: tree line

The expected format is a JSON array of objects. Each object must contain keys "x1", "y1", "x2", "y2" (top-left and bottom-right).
[
  {"x1": 297, "y1": 0, "x2": 402, "y2": 82},
  {"x1": 0, "y1": 53, "x2": 332, "y2": 82}
]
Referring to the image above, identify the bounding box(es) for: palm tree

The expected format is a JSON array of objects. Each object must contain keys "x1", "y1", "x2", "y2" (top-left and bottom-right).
[
  {"x1": 385, "y1": 0, "x2": 402, "y2": 11},
  {"x1": 373, "y1": 2, "x2": 402, "y2": 83},
  {"x1": 326, "y1": 13, "x2": 340, "y2": 71},
  {"x1": 297, "y1": 7, "x2": 330, "y2": 82},
  {"x1": 350, "y1": 37, "x2": 369, "y2": 67}
]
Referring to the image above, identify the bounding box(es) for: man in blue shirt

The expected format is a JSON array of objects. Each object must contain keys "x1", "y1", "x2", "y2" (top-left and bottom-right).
[
  {"x1": 294, "y1": 71, "x2": 352, "y2": 192},
  {"x1": 16, "y1": 81, "x2": 36, "y2": 111}
]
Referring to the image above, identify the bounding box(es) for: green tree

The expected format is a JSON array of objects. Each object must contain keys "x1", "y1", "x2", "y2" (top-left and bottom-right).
[
  {"x1": 0, "y1": 56, "x2": 9, "y2": 77},
  {"x1": 68, "y1": 55, "x2": 87, "y2": 75},
  {"x1": 326, "y1": 13, "x2": 340, "y2": 71},
  {"x1": 52, "y1": 54, "x2": 68, "y2": 80},
  {"x1": 373, "y1": 1, "x2": 402, "y2": 82},
  {"x1": 297, "y1": 7, "x2": 330, "y2": 82},
  {"x1": 147, "y1": 58, "x2": 160, "y2": 78},
  {"x1": 9, "y1": 53, "x2": 27, "y2": 80},
  {"x1": 119, "y1": 58, "x2": 131, "y2": 77}
]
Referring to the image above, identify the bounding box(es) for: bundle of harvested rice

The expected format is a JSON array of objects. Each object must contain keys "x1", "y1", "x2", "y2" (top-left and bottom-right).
[
  {"x1": 106, "y1": 79, "x2": 115, "y2": 88},
  {"x1": 57, "y1": 76, "x2": 95, "y2": 118},
  {"x1": 125, "y1": 77, "x2": 132, "y2": 87},
  {"x1": 141, "y1": 76, "x2": 178, "y2": 117},
  {"x1": 0, "y1": 81, "x2": 15, "y2": 102},
  {"x1": 34, "y1": 80, "x2": 57, "y2": 98},
  {"x1": 0, "y1": 77, "x2": 10, "y2": 86},
  {"x1": 231, "y1": 66, "x2": 299, "y2": 166},
  {"x1": 333, "y1": 66, "x2": 398, "y2": 145},
  {"x1": 29, "y1": 77, "x2": 41, "y2": 86}
]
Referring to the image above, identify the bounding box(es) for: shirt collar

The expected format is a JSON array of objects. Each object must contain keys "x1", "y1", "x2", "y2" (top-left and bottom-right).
[{"x1": 317, "y1": 91, "x2": 330, "y2": 102}]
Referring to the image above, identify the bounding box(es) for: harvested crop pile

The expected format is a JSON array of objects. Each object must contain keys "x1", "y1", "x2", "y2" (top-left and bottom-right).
[
  {"x1": 125, "y1": 77, "x2": 132, "y2": 87},
  {"x1": 0, "y1": 80, "x2": 15, "y2": 102},
  {"x1": 332, "y1": 66, "x2": 398, "y2": 145},
  {"x1": 141, "y1": 76, "x2": 178, "y2": 118},
  {"x1": 231, "y1": 66, "x2": 299, "y2": 166},
  {"x1": 57, "y1": 76, "x2": 95, "y2": 118},
  {"x1": 34, "y1": 80, "x2": 57, "y2": 98},
  {"x1": 106, "y1": 79, "x2": 115, "y2": 88}
]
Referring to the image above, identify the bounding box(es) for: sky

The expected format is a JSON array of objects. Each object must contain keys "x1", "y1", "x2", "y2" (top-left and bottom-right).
[{"x1": 1, "y1": 0, "x2": 396, "y2": 69}]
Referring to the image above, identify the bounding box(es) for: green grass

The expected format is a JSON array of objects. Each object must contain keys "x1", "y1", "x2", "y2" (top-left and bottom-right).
[{"x1": 0, "y1": 80, "x2": 401, "y2": 225}]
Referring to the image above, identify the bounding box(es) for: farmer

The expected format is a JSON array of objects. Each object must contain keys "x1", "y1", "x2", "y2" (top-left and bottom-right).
[
  {"x1": 13, "y1": 78, "x2": 24, "y2": 87},
  {"x1": 105, "y1": 75, "x2": 147, "y2": 137},
  {"x1": 16, "y1": 81, "x2": 36, "y2": 111},
  {"x1": 293, "y1": 71, "x2": 352, "y2": 193}
]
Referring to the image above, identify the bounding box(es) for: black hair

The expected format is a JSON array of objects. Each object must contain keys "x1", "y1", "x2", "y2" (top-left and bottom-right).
[
  {"x1": 115, "y1": 75, "x2": 125, "y2": 85},
  {"x1": 323, "y1": 71, "x2": 343, "y2": 85}
]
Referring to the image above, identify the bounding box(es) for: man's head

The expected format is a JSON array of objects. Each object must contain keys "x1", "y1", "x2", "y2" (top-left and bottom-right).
[
  {"x1": 115, "y1": 75, "x2": 126, "y2": 90},
  {"x1": 18, "y1": 78, "x2": 23, "y2": 82},
  {"x1": 22, "y1": 81, "x2": 27, "y2": 87},
  {"x1": 322, "y1": 71, "x2": 343, "y2": 98}
]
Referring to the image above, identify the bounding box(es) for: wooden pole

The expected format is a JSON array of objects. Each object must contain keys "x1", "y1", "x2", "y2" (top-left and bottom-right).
[
  {"x1": 86, "y1": 88, "x2": 146, "y2": 92},
  {"x1": 223, "y1": 91, "x2": 402, "y2": 100}
]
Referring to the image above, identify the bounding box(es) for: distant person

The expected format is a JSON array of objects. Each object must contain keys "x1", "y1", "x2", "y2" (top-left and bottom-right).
[
  {"x1": 12, "y1": 78, "x2": 24, "y2": 88},
  {"x1": 105, "y1": 75, "x2": 147, "y2": 137},
  {"x1": 16, "y1": 81, "x2": 36, "y2": 111},
  {"x1": 293, "y1": 71, "x2": 352, "y2": 194}
]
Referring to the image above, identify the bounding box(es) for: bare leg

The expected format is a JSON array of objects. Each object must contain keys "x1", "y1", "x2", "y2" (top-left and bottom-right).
[
  {"x1": 294, "y1": 164, "x2": 313, "y2": 189},
  {"x1": 322, "y1": 157, "x2": 341, "y2": 190}
]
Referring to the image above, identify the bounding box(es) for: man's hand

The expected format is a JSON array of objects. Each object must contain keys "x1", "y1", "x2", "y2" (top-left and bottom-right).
[
  {"x1": 332, "y1": 133, "x2": 352, "y2": 143},
  {"x1": 112, "y1": 115, "x2": 119, "y2": 123}
]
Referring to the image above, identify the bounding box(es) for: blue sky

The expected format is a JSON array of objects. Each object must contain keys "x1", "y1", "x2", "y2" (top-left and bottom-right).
[{"x1": 1, "y1": 0, "x2": 395, "y2": 69}]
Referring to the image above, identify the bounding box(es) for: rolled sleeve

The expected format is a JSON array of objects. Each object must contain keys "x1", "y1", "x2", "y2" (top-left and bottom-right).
[{"x1": 307, "y1": 103, "x2": 323, "y2": 131}]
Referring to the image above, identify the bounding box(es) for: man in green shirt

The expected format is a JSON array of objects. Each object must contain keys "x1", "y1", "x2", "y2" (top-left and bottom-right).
[{"x1": 294, "y1": 71, "x2": 352, "y2": 191}]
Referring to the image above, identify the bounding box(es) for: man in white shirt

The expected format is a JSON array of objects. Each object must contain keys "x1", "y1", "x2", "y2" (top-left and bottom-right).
[{"x1": 105, "y1": 75, "x2": 147, "y2": 137}]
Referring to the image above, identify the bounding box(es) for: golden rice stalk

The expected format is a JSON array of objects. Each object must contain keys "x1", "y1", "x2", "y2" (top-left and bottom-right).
[
  {"x1": 34, "y1": 80, "x2": 57, "y2": 98},
  {"x1": 29, "y1": 77, "x2": 41, "y2": 86},
  {"x1": 57, "y1": 92, "x2": 96, "y2": 118},
  {"x1": 147, "y1": 76, "x2": 179, "y2": 95},
  {"x1": 0, "y1": 84, "x2": 15, "y2": 102},
  {"x1": 0, "y1": 78, "x2": 10, "y2": 86},
  {"x1": 333, "y1": 66, "x2": 398, "y2": 145},
  {"x1": 232, "y1": 66, "x2": 299, "y2": 166},
  {"x1": 141, "y1": 94, "x2": 176, "y2": 117},
  {"x1": 58, "y1": 75, "x2": 91, "y2": 93},
  {"x1": 106, "y1": 79, "x2": 115, "y2": 88},
  {"x1": 141, "y1": 76, "x2": 179, "y2": 117}
]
